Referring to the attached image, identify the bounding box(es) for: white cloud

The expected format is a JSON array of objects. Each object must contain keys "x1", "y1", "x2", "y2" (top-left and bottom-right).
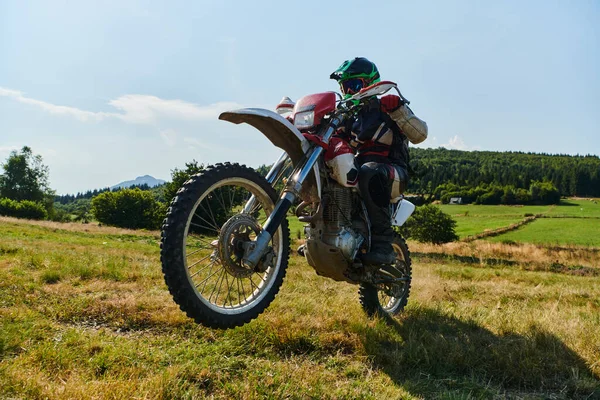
[
  {"x1": 415, "y1": 135, "x2": 480, "y2": 151},
  {"x1": 160, "y1": 129, "x2": 177, "y2": 147},
  {"x1": 0, "y1": 87, "x2": 111, "y2": 122},
  {"x1": 183, "y1": 137, "x2": 215, "y2": 150},
  {"x1": 0, "y1": 86, "x2": 243, "y2": 125},
  {"x1": 109, "y1": 95, "x2": 241, "y2": 124},
  {"x1": 442, "y1": 135, "x2": 482, "y2": 151},
  {"x1": 443, "y1": 135, "x2": 469, "y2": 150}
]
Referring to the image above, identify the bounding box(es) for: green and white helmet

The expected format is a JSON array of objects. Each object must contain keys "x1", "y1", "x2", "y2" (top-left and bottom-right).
[{"x1": 330, "y1": 57, "x2": 381, "y2": 97}]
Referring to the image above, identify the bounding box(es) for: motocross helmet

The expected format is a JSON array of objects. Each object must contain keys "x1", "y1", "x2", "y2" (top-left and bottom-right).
[{"x1": 330, "y1": 57, "x2": 381, "y2": 98}]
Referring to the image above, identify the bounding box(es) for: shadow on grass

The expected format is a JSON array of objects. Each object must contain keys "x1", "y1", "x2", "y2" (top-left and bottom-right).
[
  {"x1": 360, "y1": 307, "x2": 599, "y2": 398},
  {"x1": 558, "y1": 200, "x2": 580, "y2": 207}
]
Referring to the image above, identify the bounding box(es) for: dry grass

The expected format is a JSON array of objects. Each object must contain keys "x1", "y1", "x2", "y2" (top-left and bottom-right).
[
  {"x1": 1, "y1": 218, "x2": 599, "y2": 399},
  {"x1": 0, "y1": 216, "x2": 158, "y2": 236},
  {"x1": 411, "y1": 240, "x2": 600, "y2": 270}
]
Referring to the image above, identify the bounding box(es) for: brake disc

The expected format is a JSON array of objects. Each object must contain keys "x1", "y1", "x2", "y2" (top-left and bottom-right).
[{"x1": 218, "y1": 214, "x2": 262, "y2": 278}]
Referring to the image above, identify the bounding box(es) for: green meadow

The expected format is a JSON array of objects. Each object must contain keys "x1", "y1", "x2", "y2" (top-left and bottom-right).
[
  {"x1": 0, "y1": 215, "x2": 599, "y2": 399},
  {"x1": 439, "y1": 199, "x2": 600, "y2": 246}
]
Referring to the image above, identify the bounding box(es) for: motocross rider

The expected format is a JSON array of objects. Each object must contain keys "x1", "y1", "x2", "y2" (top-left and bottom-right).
[{"x1": 330, "y1": 57, "x2": 428, "y2": 266}]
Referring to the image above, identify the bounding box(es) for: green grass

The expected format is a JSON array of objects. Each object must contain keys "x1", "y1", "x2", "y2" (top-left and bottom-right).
[
  {"x1": 446, "y1": 215, "x2": 525, "y2": 238},
  {"x1": 547, "y1": 199, "x2": 600, "y2": 218},
  {"x1": 438, "y1": 204, "x2": 549, "y2": 239},
  {"x1": 287, "y1": 214, "x2": 305, "y2": 241},
  {"x1": 438, "y1": 200, "x2": 600, "y2": 241},
  {"x1": 438, "y1": 204, "x2": 554, "y2": 217},
  {"x1": 490, "y1": 218, "x2": 600, "y2": 247},
  {"x1": 0, "y1": 218, "x2": 599, "y2": 398}
]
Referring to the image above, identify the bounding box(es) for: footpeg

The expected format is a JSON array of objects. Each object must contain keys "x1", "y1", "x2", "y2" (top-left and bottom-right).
[{"x1": 297, "y1": 243, "x2": 307, "y2": 257}]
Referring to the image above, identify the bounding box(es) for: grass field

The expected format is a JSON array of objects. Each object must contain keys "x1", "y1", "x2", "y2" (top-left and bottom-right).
[
  {"x1": 438, "y1": 204, "x2": 555, "y2": 217},
  {"x1": 546, "y1": 199, "x2": 600, "y2": 218},
  {"x1": 490, "y1": 218, "x2": 600, "y2": 247},
  {"x1": 1, "y1": 217, "x2": 599, "y2": 399},
  {"x1": 438, "y1": 199, "x2": 600, "y2": 243},
  {"x1": 438, "y1": 204, "x2": 549, "y2": 240}
]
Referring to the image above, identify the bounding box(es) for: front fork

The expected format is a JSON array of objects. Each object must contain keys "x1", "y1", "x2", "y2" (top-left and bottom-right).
[{"x1": 242, "y1": 115, "x2": 345, "y2": 268}]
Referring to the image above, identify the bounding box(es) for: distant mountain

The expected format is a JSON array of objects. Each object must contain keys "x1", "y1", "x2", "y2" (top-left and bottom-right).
[{"x1": 110, "y1": 175, "x2": 166, "y2": 190}]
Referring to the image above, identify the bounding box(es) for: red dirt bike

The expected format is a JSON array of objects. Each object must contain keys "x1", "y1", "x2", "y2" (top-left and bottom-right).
[{"x1": 160, "y1": 81, "x2": 416, "y2": 329}]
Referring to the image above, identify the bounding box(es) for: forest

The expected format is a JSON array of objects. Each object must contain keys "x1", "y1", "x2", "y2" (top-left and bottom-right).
[{"x1": 407, "y1": 148, "x2": 600, "y2": 198}]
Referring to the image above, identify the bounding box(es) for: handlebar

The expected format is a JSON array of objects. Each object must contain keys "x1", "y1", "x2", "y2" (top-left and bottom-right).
[{"x1": 334, "y1": 80, "x2": 410, "y2": 116}]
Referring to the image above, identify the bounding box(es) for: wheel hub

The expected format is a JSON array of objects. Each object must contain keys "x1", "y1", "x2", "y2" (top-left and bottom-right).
[{"x1": 218, "y1": 214, "x2": 261, "y2": 278}]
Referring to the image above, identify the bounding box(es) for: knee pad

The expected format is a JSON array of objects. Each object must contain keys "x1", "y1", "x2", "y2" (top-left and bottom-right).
[{"x1": 359, "y1": 163, "x2": 392, "y2": 207}]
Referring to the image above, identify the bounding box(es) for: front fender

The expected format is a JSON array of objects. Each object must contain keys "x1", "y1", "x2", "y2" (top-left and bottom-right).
[{"x1": 219, "y1": 108, "x2": 321, "y2": 201}]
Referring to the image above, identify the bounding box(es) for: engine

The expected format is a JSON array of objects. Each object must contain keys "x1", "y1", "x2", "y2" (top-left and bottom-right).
[
  {"x1": 313, "y1": 185, "x2": 364, "y2": 260},
  {"x1": 323, "y1": 185, "x2": 353, "y2": 226}
]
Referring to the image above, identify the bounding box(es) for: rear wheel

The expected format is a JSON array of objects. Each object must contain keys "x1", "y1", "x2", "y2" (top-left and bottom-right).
[
  {"x1": 160, "y1": 163, "x2": 290, "y2": 329},
  {"x1": 359, "y1": 234, "x2": 412, "y2": 319}
]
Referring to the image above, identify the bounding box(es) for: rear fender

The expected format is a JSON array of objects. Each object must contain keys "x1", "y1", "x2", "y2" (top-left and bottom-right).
[{"x1": 219, "y1": 108, "x2": 321, "y2": 201}]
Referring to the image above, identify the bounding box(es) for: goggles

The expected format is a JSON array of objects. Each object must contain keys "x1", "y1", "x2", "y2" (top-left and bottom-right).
[{"x1": 340, "y1": 78, "x2": 367, "y2": 95}]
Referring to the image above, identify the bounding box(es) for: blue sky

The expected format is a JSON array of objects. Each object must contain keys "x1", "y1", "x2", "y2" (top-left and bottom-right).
[{"x1": 1, "y1": 0, "x2": 598, "y2": 194}]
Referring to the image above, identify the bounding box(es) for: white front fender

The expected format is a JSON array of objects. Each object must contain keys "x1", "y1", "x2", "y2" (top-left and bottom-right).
[{"x1": 219, "y1": 108, "x2": 321, "y2": 201}]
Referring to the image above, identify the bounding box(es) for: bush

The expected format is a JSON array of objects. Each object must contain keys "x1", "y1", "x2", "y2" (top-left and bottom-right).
[
  {"x1": 0, "y1": 198, "x2": 48, "y2": 220},
  {"x1": 91, "y1": 188, "x2": 166, "y2": 230},
  {"x1": 398, "y1": 204, "x2": 458, "y2": 244},
  {"x1": 475, "y1": 186, "x2": 504, "y2": 205},
  {"x1": 515, "y1": 188, "x2": 532, "y2": 204},
  {"x1": 529, "y1": 181, "x2": 560, "y2": 205},
  {"x1": 49, "y1": 207, "x2": 72, "y2": 223}
]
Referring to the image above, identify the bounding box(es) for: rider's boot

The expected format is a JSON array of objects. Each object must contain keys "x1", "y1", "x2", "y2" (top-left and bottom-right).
[
  {"x1": 361, "y1": 235, "x2": 395, "y2": 266},
  {"x1": 358, "y1": 162, "x2": 401, "y2": 267}
]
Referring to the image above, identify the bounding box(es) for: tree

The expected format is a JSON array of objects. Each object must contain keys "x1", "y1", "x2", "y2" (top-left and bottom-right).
[
  {"x1": 0, "y1": 146, "x2": 52, "y2": 202},
  {"x1": 0, "y1": 198, "x2": 47, "y2": 220},
  {"x1": 407, "y1": 148, "x2": 600, "y2": 198},
  {"x1": 398, "y1": 204, "x2": 458, "y2": 244},
  {"x1": 91, "y1": 188, "x2": 166, "y2": 230},
  {"x1": 0, "y1": 146, "x2": 55, "y2": 218},
  {"x1": 163, "y1": 160, "x2": 205, "y2": 202}
]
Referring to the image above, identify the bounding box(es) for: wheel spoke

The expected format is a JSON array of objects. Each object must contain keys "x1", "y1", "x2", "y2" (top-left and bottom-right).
[
  {"x1": 254, "y1": 271, "x2": 267, "y2": 282},
  {"x1": 198, "y1": 200, "x2": 220, "y2": 233},
  {"x1": 223, "y1": 272, "x2": 234, "y2": 307},
  {"x1": 191, "y1": 214, "x2": 220, "y2": 233},
  {"x1": 248, "y1": 275, "x2": 259, "y2": 293},
  {"x1": 239, "y1": 277, "x2": 247, "y2": 303},
  {"x1": 186, "y1": 247, "x2": 207, "y2": 258},
  {"x1": 187, "y1": 254, "x2": 212, "y2": 270},
  {"x1": 228, "y1": 186, "x2": 236, "y2": 211},
  {"x1": 215, "y1": 187, "x2": 230, "y2": 220},
  {"x1": 236, "y1": 278, "x2": 243, "y2": 304},
  {"x1": 196, "y1": 262, "x2": 218, "y2": 293},
  {"x1": 209, "y1": 269, "x2": 226, "y2": 303},
  {"x1": 186, "y1": 233, "x2": 217, "y2": 248}
]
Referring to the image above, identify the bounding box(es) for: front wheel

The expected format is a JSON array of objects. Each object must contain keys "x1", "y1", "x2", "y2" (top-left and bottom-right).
[
  {"x1": 160, "y1": 163, "x2": 290, "y2": 329},
  {"x1": 359, "y1": 234, "x2": 412, "y2": 319}
]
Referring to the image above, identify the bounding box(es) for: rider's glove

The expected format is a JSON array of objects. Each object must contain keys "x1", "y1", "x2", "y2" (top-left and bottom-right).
[{"x1": 380, "y1": 95, "x2": 404, "y2": 113}]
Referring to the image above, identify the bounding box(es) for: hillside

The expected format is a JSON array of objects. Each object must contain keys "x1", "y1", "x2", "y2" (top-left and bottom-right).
[
  {"x1": 408, "y1": 148, "x2": 600, "y2": 197},
  {"x1": 110, "y1": 175, "x2": 166, "y2": 190}
]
